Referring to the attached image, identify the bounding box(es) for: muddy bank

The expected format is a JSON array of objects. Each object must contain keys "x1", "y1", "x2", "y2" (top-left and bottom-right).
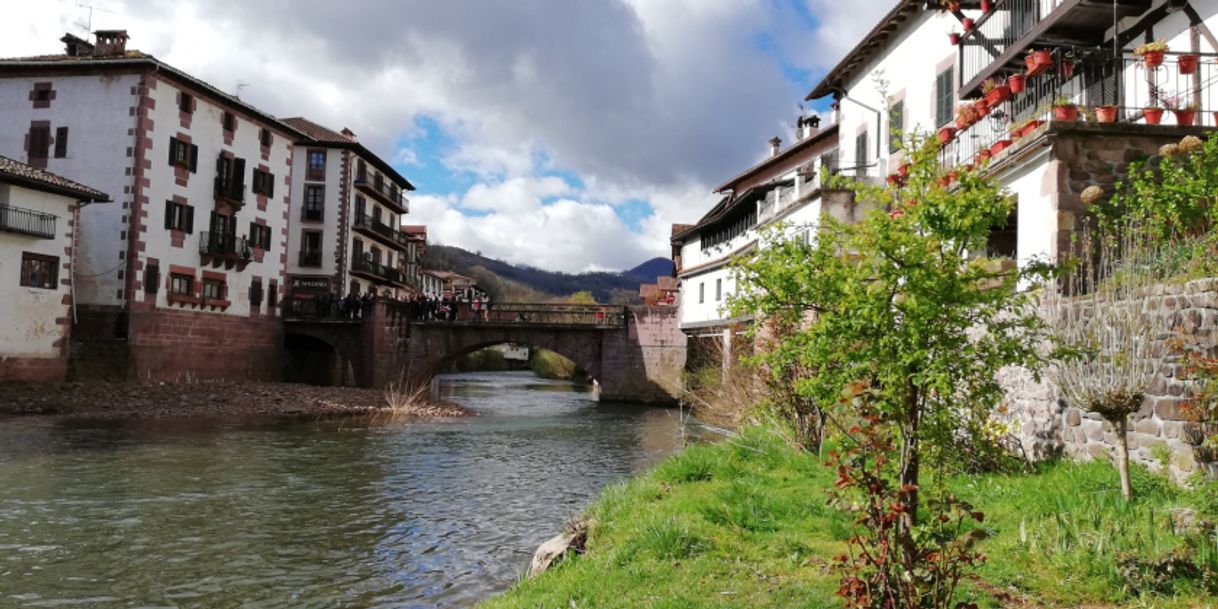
[{"x1": 0, "y1": 381, "x2": 472, "y2": 420}]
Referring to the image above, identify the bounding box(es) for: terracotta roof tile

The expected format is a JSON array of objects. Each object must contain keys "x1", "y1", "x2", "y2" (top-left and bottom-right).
[
  {"x1": 281, "y1": 117, "x2": 357, "y2": 144},
  {"x1": 0, "y1": 156, "x2": 109, "y2": 202}
]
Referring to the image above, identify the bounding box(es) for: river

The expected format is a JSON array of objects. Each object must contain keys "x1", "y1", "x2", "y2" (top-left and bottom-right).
[{"x1": 0, "y1": 371, "x2": 699, "y2": 608}]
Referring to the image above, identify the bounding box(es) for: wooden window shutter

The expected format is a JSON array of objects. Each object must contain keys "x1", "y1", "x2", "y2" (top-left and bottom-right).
[
  {"x1": 189, "y1": 144, "x2": 199, "y2": 173},
  {"x1": 232, "y1": 157, "x2": 246, "y2": 199},
  {"x1": 267, "y1": 172, "x2": 275, "y2": 197},
  {"x1": 168, "y1": 137, "x2": 178, "y2": 166},
  {"x1": 54, "y1": 126, "x2": 68, "y2": 158},
  {"x1": 184, "y1": 205, "x2": 195, "y2": 234},
  {"x1": 144, "y1": 263, "x2": 159, "y2": 294},
  {"x1": 164, "y1": 201, "x2": 174, "y2": 230}
]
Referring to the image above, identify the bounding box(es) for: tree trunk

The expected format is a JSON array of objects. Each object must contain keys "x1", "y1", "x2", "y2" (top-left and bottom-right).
[{"x1": 1115, "y1": 417, "x2": 1133, "y2": 501}]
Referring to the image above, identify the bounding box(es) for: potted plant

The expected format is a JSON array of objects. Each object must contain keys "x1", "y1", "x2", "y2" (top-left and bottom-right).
[
  {"x1": 949, "y1": 31, "x2": 961, "y2": 45},
  {"x1": 982, "y1": 77, "x2": 1012, "y2": 106},
  {"x1": 1178, "y1": 52, "x2": 1200, "y2": 75},
  {"x1": 1052, "y1": 96, "x2": 1078, "y2": 120},
  {"x1": 1163, "y1": 95, "x2": 1198, "y2": 125},
  {"x1": 955, "y1": 103, "x2": 980, "y2": 129},
  {"x1": 962, "y1": 17, "x2": 975, "y2": 31},
  {"x1": 1021, "y1": 118, "x2": 1045, "y2": 137},
  {"x1": 937, "y1": 125, "x2": 957, "y2": 144},
  {"x1": 1143, "y1": 101, "x2": 1164, "y2": 125},
  {"x1": 897, "y1": 162, "x2": 911, "y2": 178},
  {"x1": 976, "y1": 148, "x2": 992, "y2": 164},
  {"x1": 990, "y1": 137, "x2": 1012, "y2": 156},
  {"x1": 1026, "y1": 49, "x2": 1054, "y2": 76},
  {"x1": 974, "y1": 97, "x2": 991, "y2": 117},
  {"x1": 1134, "y1": 40, "x2": 1169, "y2": 69},
  {"x1": 1094, "y1": 104, "x2": 1118, "y2": 123},
  {"x1": 940, "y1": 0, "x2": 960, "y2": 11},
  {"x1": 1060, "y1": 51, "x2": 1076, "y2": 78},
  {"x1": 1008, "y1": 72, "x2": 1027, "y2": 93},
  {"x1": 981, "y1": 0, "x2": 993, "y2": 11}
]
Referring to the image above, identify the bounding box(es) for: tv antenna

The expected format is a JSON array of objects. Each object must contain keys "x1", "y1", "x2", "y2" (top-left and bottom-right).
[
  {"x1": 74, "y1": 2, "x2": 118, "y2": 39},
  {"x1": 235, "y1": 81, "x2": 250, "y2": 99}
]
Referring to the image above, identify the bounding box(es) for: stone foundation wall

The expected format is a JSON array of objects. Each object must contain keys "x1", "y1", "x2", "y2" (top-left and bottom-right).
[
  {"x1": 1003, "y1": 278, "x2": 1218, "y2": 481},
  {"x1": 0, "y1": 356, "x2": 69, "y2": 382},
  {"x1": 598, "y1": 306, "x2": 686, "y2": 404},
  {"x1": 126, "y1": 308, "x2": 283, "y2": 382}
]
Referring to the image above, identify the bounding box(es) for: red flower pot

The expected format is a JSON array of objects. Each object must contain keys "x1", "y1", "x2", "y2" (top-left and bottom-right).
[
  {"x1": 1053, "y1": 105, "x2": 1078, "y2": 121},
  {"x1": 962, "y1": 17, "x2": 974, "y2": 31},
  {"x1": 949, "y1": 32, "x2": 961, "y2": 45},
  {"x1": 897, "y1": 163, "x2": 910, "y2": 178},
  {"x1": 977, "y1": 149, "x2": 992, "y2": 164},
  {"x1": 990, "y1": 139, "x2": 1012, "y2": 156},
  {"x1": 947, "y1": 1, "x2": 960, "y2": 11},
  {"x1": 1008, "y1": 73, "x2": 1026, "y2": 93},
  {"x1": 1174, "y1": 109, "x2": 1196, "y2": 126},
  {"x1": 937, "y1": 126, "x2": 957, "y2": 145},
  {"x1": 1143, "y1": 50, "x2": 1165, "y2": 69},
  {"x1": 1020, "y1": 119, "x2": 1044, "y2": 138},
  {"x1": 984, "y1": 84, "x2": 1012, "y2": 106},
  {"x1": 981, "y1": 0, "x2": 993, "y2": 11},
  {"x1": 887, "y1": 174, "x2": 902, "y2": 186},
  {"x1": 956, "y1": 115, "x2": 972, "y2": 130},
  {"x1": 1178, "y1": 53, "x2": 1200, "y2": 75},
  {"x1": 1026, "y1": 50, "x2": 1054, "y2": 77},
  {"x1": 1060, "y1": 60, "x2": 1074, "y2": 78},
  {"x1": 1143, "y1": 107, "x2": 1164, "y2": 125},
  {"x1": 1213, "y1": 111, "x2": 1218, "y2": 126},
  {"x1": 975, "y1": 98, "x2": 990, "y2": 117},
  {"x1": 939, "y1": 175, "x2": 952, "y2": 188},
  {"x1": 948, "y1": 170, "x2": 959, "y2": 183},
  {"x1": 1095, "y1": 106, "x2": 1118, "y2": 123}
]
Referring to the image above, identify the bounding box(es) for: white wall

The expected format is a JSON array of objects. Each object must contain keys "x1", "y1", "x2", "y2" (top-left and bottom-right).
[
  {"x1": 0, "y1": 73, "x2": 140, "y2": 306},
  {"x1": 0, "y1": 184, "x2": 76, "y2": 357},
  {"x1": 286, "y1": 143, "x2": 343, "y2": 281}
]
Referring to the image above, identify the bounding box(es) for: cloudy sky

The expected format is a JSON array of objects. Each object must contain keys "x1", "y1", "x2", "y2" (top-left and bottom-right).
[{"x1": 5, "y1": 0, "x2": 891, "y2": 273}]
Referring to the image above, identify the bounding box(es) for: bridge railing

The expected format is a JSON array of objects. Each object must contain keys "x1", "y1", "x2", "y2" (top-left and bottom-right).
[
  {"x1": 284, "y1": 297, "x2": 628, "y2": 329},
  {"x1": 477, "y1": 303, "x2": 628, "y2": 328}
]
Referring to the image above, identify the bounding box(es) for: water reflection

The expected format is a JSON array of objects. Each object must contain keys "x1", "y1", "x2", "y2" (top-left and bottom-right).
[{"x1": 0, "y1": 371, "x2": 693, "y2": 608}]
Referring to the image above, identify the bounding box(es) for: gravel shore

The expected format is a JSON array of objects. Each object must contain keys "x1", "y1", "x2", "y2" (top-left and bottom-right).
[{"x1": 0, "y1": 380, "x2": 473, "y2": 419}]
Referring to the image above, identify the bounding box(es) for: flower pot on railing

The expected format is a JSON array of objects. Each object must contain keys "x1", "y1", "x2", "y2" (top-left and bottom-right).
[
  {"x1": 975, "y1": 98, "x2": 990, "y2": 117},
  {"x1": 949, "y1": 32, "x2": 960, "y2": 45},
  {"x1": 990, "y1": 139, "x2": 1012, "y2": 156},
  {"x1": 937, "y1": 126, "x2": 957, "y2": 145},
  {"x1": 1173, "y1": 109, "x2": 1197, "y2": 126},
  {"x1": 1213, "y1": 111, "x2": 1218, "y2": 126},
  {"x1": 1020, "y1": 119, "x2": 1044, "y2": 138},
  {"x1": 1178, "y1": 53, "x2": 1200, "y2": 75},
  {"x1": 1142, "y1": 50, "x2": 1165, "y2": 69},
  {"x1": 897, "y1": 163, "x2": 910, "y2": 178},
  {"x1": 962, "y1": 17, "x2": 974, "y2": 31},
  {"x1": 886, "y1": 174, "x2": 903, "y2": 187},
  {"x1": 1060, "y1": 59, "x2": 1074, "y2": 78},
  {"x1": 981, "y1": 0, "x2": 993, "y2": 11},
  {"x1": 1008, "y1": 73, "x2": 1026, "y2": 93},
  {"x1": 1053, "y1": 104, "x2": 1078, "y2": 121},
  {"x1": 1143, "y1": 107, "x2": 1164, "y2": 125},
  {"x1": 976, "y1": 149, "x2": 992, "y2": 164},
  {"x1": 1025, "y1": 50, "x2": 1053, "y2": 77},
  {"x1": 984, "y1": 84, "x2": 1011, "y2": 106},
  {"x1": 1095, "y1": 105, "x2": 1118, "y2": 123},
  {"x1": 947, "y1": 1, "x2": 960, "y2": 11}
]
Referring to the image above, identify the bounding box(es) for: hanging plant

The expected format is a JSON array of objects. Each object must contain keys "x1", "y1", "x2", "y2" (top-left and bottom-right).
[
  {"x1": 962, "y1": 17, "x2": 975, "y2": 31},
  {"x1": 1178, "y1": 53, "x2": 1200, "y2": 75},
  {"x1": 982, "y1": 78, "x2": 1012, "y2": 106},
  {"x1": 1008, "y1": 73, "x2": 1027, "y2": 93},
  {"x1": 1134, "y1": 40, "x2": 1168, "y2": 69},
  {"x1": 1025, "y1": 49, "x2": 1054, "y2": 77},
  {"x1": 949, "y1": 32, "x2": 961, "y2": 45}
]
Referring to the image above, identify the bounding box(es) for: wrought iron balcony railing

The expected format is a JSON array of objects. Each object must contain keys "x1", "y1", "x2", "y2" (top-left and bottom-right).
[
  {"x1": 0, "y1": 203, "x2": 57, "y2": 238},
  {"x1": 354, "y1": 172, "x2": 409, "y2": 213},
  {"x1": 353, "y1": 212, "x2": 410, "y2": 250},
  {"x1": 351, "y1": 257, "x2": 403, "y2": 285},
  {"x1": 199, "y1": 231, "x2": 252, "y2": 259}
]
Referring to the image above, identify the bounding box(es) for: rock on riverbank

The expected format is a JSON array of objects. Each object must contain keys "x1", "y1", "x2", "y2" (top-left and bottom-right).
[{"x1": 0, "y1": 381, "x2": 472, "y2": 419}]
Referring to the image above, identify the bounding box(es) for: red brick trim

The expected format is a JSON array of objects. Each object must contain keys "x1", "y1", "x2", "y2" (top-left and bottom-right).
[
  {"x1": 125, "y1": 76, "x2": 157, "y2": 302},
  {"x1": 29, "y1": 81, "x2": 56, "y2": 109},
  {"x1": 0, "y1": 356, "x2": 68, "y2": 382}
]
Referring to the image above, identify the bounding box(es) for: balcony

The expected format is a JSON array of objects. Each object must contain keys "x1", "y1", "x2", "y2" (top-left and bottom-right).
[
  {"x1": 939, "y1": 51, "x2": 1217, "y2": 171},
  {"x1": 300, "y1": 206, "x2": 323, "y2": 223},
  {"x1": 353, "y1": 172, "x2": 408, "y2": 214},
  {"x1": 298, "y1": 250, "x2": 323, "y2": 268},
  {"x1": 0, "y1": 204, "x2": 57, "y2": 238},
  {"x1": 199, "y1": 231, "x2": 252, "y2": 270},
  {"x1": 353, "y1": 212, "x2": 408, "y2": 250},
  {"x1": 213, "y1": 175, "x2": 245, "y2": 208},
  {"x1": 958, "y1": 0, "x2": 1153, "y2": 98},
  {"x1": 351, "y1": 257, "x2": 404, "y2": 286}
]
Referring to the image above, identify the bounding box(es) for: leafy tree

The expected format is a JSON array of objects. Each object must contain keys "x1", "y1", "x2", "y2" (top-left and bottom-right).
[
  {"x1": 730, "y1": 134, "x2": 1055, "y2": 521},
  {"x1": 566, "y1": 290, "x2": 598, "y2": 305}
]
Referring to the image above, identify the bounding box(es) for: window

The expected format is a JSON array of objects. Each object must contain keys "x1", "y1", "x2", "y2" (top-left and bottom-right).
[
  {"x1": 27, "y1": 125, "x2": 50, "y2": 167},
  {"x1": 34, "y1": 89, "x2": 50, "y2": 103},
  {"x1": 202, "y1": 278, "x2": 224, "y2": 300},
  {"x1": 303, "y1": 230, "x2": 322, "y2": 253},
  {"x1": 170, "y1": 273, "x2": 193, "y2": 296},
  {"x1": 214, "y1": 155, "x2": 246, "y2": 200},
  {"x1": 715, "y1": 278, "x2": 722, "y2": 302},
  {"x1": 144, "y1": 263, "x2": 159, "y2": 294},
  {"x1": 935, "y1": 67, "x2": 955, "y2": 128},
  {"x1": 268, "y1": 280, "x2": 278, "y2": 308},
  {"x1": 303, "y1": 185, "x2": 324, "y2": 221},
  {"x1": 252, "y1": 168, "x2": 275, "y2": 196},
  {"x1": 698, "y1": 282, "x2": 705, "y2": 304},
  {"x1": 854, "y1": 131, "x2": 868, "y2": 177},
  {"x1": 54, "y1": 126, "x2": 68, "y2": 158},
  {"x1": 249, "y1": 223, "x2": 272, "y2": 250},
  {"x1": 222, "y1": 111, "x2": 235, "y2": 132},
  {"x1": 889, "y1": 99, "x2": 904, "y2": 153},
  {"x1": 353, "y1": 239, "x2": 365, "y2": 262},
  {"x1": 168, "y1": 137, "x2": 199, "y2": 172},
  {"x1": 306, "y1": 149, "x2": 326, "y2": 181},
  {"x1": 354, "y1": 196, "x2": 366, "y2": 220},
  {"x1": 179, "y1": 92, "x2": 193, "y2": 114},
  {"x1": 19, "y1": 253, "x2": 58, "y2": 289},
  {"x1": 259, "y1": 128, "x2": 272, "y2": 148},
  {"x1": 372, "y1": 205, "x2": 382, "y2": 224},
  {"x1": 250, "y1": 278, "x2": 263, "y2": 306},
  {"x1": 371, "y1": 246, "x2": 382, "y2": 266},
  {"x1": 164, "y1": 200, "x2": 194, "y2": 233}
]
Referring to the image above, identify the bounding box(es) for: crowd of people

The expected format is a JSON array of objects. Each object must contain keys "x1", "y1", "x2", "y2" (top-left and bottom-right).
[{"x1": 291, "y1": 289, "x2": 493, "y2": 323}]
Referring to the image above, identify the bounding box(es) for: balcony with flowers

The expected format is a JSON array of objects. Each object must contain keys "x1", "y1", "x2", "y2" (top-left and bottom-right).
[{"x1": 933, "y1": 46, "x2": 1217, "y2": 176}]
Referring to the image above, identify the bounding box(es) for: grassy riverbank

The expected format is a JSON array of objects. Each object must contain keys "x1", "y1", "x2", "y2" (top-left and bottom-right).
[{"x1": 482, "y1": 426, "x2": 1217, "y2": 609}]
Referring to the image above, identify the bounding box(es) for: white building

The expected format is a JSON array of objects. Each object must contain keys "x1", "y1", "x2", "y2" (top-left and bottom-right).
[
  {"x1": 673, "y1": 119, "x2": 839, "y2": 333},
  {"x1": 0, "y1": 156, "x2": 108, "y2": 381},
  {"x1": 0, "y1": 30, "x2": 302, "y2": 381},
  {"x1": 280, "y1": 117, "x2": 416, "y2": 314}
]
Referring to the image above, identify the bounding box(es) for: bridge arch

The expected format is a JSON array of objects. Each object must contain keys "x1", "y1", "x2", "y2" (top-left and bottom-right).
[
  {"x1": 425, "y1": 339, "x2": 599, "y2": 384},
  {"x1": 404, "y1": 325, "x2": 606, "y2": 389}
]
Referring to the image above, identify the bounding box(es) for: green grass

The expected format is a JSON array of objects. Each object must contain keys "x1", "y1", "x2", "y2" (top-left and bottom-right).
[{"x1": 479, "y1": 426, "x2": 1218, "y2": 609}]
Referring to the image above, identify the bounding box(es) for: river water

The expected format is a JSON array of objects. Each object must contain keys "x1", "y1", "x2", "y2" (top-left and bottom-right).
[{"x1": 0, "y1": 372, "x2": 696, "y2": 608}]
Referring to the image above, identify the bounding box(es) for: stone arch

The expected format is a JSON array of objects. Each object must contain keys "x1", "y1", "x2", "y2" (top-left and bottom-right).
[
  {"x1": 403, "y1": 325, "x2": 607, "y2": 391},
  {"x1": 426, "y1": 339, "x2": 599, "y2": 383},
  {"x1": 282, "y1": 325, "x2": 366, "y2": 387}
]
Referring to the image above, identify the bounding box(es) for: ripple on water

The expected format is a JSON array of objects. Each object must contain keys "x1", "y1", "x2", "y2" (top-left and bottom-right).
[{"x1": 0, "y1": 371, "x2": 695, "y2": 608}]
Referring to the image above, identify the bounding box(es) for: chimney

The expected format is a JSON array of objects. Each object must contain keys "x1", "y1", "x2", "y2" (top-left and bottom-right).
[
  {"x1": 769, "y1": 136, "x2": 782, "y2": 157},
  {"x1": 341, "y1": 127, "x2": 357, "y2": 141},
  {"x1": 93, "y1": 30, "x2": 129, "y2": 56},
  {"x1": 60, "y1": 33, "x2": 95, "y2": 57}
]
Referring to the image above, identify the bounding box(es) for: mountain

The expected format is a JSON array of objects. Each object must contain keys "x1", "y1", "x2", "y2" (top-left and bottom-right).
[
  {"x1": 626, "y1": 257, "x2": 675, "y2": 281},
  {"x1": 424, "y1": 245, "x2": 669, "y2": 304}
]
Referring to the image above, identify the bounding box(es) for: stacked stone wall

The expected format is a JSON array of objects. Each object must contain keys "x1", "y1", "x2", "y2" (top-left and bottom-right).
[{"x1": 126, "y1": 308, "x2": 283, "y2": 382}]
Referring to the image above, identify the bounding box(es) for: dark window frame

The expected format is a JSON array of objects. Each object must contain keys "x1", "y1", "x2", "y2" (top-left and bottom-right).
[
  {"x1": 170, "y1": 273, "x2": 193, "y2": 296},
  {"x1": 53, "y1": 126, "x2": 68, "y2": 158},
  {"x1": 179, "y1": 92, "x2": 193, "y2": 114},
  {"x1": 19, "y1": 252, "x2": 58, "y2": 289},
  {"x1": 306, "y1": 149, "x2": 326, "y2": 181},
  {"x1": 222, "y1": 111, "x2": 236, "y2": 132},
  {"x1": 144, "y1": 263, "x2": 160, "y2": 294},
  {"x1": 202, "y1": 277, "x2": 225, "y2": 301},
  {"x1": 164, "y1": 200, "x2": 194, "y2": 233}
]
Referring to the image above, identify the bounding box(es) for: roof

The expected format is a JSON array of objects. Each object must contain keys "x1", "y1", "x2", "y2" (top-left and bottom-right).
[
  {"x1": 0, "y1": 156, "x2": 110, "y2": 202},
  {"x1": 672, "y1": 183, "x2": 776, "y2": 242},
  {"x1": 805, "y1": 0, "x2": 922, "y2": 100},
  {"x1": 401, "y1": 225, "x2": 427, "y2": 235},
  {"x1": 0, "y1": 51, "x2": 307, "y2": 139},
  {"x1": 283, "y1": 116, "x2": 416, "y2": 191},
  {"x1": 715, "y1": 123, "x2": 839, "y2": 193}
]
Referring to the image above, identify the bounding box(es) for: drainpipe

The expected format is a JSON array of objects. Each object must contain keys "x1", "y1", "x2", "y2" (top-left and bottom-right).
[{"x1": 832, "y1": 87, "x2": 884, "y2": 167}]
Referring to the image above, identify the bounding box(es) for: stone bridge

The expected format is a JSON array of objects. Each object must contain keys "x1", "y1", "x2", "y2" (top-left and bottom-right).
[{"x1": 282, "y1": 301, "x2": 686, "y2": 405}]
